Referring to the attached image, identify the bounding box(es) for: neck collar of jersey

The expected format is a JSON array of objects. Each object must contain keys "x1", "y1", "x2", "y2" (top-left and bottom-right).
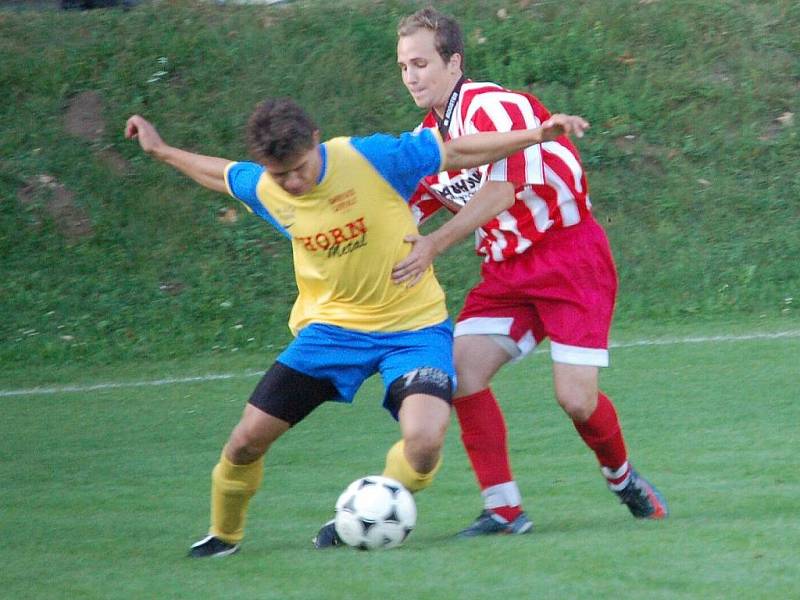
[{"x1": 317, "y1": 144, "x2": 327, "y2": 185}]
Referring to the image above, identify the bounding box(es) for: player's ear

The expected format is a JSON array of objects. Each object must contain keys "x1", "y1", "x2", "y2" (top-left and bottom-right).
[
  {"x1": 312, "y1": 130, "x2": 321, "y2": 145},
  {"x1": 448, "y1": 52, "x2": 463, "y2": 74}
]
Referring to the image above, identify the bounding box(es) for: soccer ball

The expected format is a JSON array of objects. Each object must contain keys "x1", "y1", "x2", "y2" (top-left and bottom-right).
[{"x1": 334, "y1": 475, "x2": 417, "y2": 550}]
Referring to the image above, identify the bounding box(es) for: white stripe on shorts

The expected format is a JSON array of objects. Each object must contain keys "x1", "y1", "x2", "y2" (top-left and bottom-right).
[
  {"x1": 454, "y1": 317, "x2": 538, "y2": 361},
  {"x1": 455, "y1": 318, "x2": 609, "y2": 366},
  {"x1": 454, "y1": 316, "x2": 514, "y2": 337},
  {"x1": 550, "y1": 341, "x2": 609, "y2": 367}
]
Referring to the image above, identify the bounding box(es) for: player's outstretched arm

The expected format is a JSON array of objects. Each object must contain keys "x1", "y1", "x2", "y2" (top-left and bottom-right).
[
  {"x1": 440, "y1": 113, "x2": 589, "y2": 172},
  {"x1": 125, "y1": 115, "x2": 230, "y2": 194}
]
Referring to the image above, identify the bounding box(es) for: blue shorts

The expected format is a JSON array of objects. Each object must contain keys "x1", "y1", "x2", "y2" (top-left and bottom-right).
[{"x1": 276, "y1": 320, "x2": 455, "y2": 417}]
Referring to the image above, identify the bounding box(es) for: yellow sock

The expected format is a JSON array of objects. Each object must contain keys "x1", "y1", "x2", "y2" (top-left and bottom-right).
[
  {"x1": 382, "y1": 440, "x2": 441, "y2": 493},
  {"x1": 209, "y1": 451, "x2": 264, "y2": 544}
]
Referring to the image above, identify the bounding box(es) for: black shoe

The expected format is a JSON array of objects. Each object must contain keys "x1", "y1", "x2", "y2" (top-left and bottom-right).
[
  {"x1": 456, "y1": 509, "x2": 534, "y2": 538},
  {"x1": 615, "y1": 469, "x2": 669, "y2": 519},
  {"x1": 188, "y1": 535, "x2": 241, "y2": 558},
  {"x1": 312, "y1": 519, "x2": 343, "y2": 549}
]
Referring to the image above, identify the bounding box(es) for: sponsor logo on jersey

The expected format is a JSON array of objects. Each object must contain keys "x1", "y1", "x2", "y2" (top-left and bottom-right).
[
  {"x1": 296, "y1": 217, "x2": 367, "y2": 256},
  {"x1": 326, "y1": 234, "x2": 367, "y2": 257},
  {"x1": 328, "y1": 189, "x2": 357, "y2": 213},
  {"x1": 432, "y1": 170, "x2": 483, "y2": 207}
]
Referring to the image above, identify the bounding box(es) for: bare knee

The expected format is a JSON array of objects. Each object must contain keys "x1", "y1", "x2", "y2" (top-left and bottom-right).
[
  {"x1": 555, "y1": 389, "x2": 596, "y2": 421},
  {"x1": 397, "y1": 393, "x2": 450, "y2": 473},
  {"x1": 401, "y1": 413, "x2": 447, "y2": 473},
  {"x1": 553, "y1": 363, "x2": 599, "y2": 422},
  {"x1": 226, "y1": 427, "x2": 269, "y2": 464},
  {"x1": 453, "y1": 336, "x2": 510, "y2": 397},
  {"x1": 225, "y1": 405, "x2": 290, "y2": 464},
  {"x1": 403, "y1": 430, "x2": 444, "y2": 473}
]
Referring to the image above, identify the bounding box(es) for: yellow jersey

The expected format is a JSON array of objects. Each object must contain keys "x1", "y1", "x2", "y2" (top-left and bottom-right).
[{"x1": 225, "y1": 130, "x2": 448, "y2": 334}]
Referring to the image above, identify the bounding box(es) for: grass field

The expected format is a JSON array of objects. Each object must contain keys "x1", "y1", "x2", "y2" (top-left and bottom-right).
[{"x1": 3, "y1": 320, "x2": 798, "y2": 599}]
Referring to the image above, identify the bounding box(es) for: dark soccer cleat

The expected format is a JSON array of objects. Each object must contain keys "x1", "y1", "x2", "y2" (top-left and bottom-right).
[
  {"x1": 456, "y1": 509, "x2": 534, "y2": 538},
  {"x1": 615, "y1": 469, "x2": 669, "y2": 519},
  {"x1": 312, "y1": 519, "x2": 343, "y2": 549},
  {"x1": 188, "y1": 535, "x2": 241, "y2": 558}
]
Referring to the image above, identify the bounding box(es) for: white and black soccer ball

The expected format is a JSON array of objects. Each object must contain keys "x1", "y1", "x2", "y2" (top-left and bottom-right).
[{"x1": 334, "y1": 475, "x2": 417, "y2": 550}]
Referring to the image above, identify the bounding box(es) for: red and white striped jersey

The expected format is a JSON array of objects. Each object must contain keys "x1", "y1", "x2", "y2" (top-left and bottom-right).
[{"x1": 411, "y1": 80, "x2": 592, "y2": 262}]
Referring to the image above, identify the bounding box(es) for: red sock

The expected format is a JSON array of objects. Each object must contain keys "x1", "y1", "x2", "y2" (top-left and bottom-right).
[
  {"x1": 573, "y1": 392, "x2": 630, "y2": 485},
  {"x1": 455, "y1": 388, "x2": 521, "y2": 521}
]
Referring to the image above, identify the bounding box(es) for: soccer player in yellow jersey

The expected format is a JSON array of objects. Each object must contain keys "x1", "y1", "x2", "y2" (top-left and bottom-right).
[{"x1": 125, "y1": 98, "x2": 588, "y2": 557}]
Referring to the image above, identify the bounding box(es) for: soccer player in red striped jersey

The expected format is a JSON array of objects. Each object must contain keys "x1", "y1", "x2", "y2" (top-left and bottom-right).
[{"x1": 393, "y1": 8, "x2": 668, "y2": 536}]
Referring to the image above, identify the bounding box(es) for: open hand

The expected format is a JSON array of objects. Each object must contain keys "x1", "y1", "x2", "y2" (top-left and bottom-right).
[
  {"x1": 539, "y1": 114, "x2": 590, "y2": 142},
  {"x1": 392, "y1": 234, "x2": 438, "y2": 287}
]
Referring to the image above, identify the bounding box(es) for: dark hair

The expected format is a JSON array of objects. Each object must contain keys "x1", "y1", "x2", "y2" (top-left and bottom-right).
[
  {"x1": 246, "y1": 98, "x2": 318, "y2": 163},
  {"x1": 397, "y1": 6, "x2": 465, "y2": 70}
]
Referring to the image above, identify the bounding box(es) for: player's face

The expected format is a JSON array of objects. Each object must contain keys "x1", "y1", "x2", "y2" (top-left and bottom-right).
[
  {"x1": 262, "y1": 140, "x2": 322, "y2": 197},
  {"x1": 397, "y1": 29, "x2": 462, "y2": 115}
]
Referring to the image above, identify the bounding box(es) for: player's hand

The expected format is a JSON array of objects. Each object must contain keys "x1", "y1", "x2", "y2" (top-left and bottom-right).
[
  {"x1": 539, "y1": 114, "x2": 590, "y2": 141},
  {"x1": 392, "y1": 234, "x2": 438, "y2": 287},
  {"x1": 124, "y1": 114, "x2": 165, "y2": 155}
]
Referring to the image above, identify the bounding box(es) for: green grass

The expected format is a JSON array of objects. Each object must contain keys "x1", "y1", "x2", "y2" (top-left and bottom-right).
[
  {"x1": 1, "y1": 0, "x2": 799, "y2": 368},
  {"x1": 2, "y1": 320, "x2": 798, "y2": 599}
]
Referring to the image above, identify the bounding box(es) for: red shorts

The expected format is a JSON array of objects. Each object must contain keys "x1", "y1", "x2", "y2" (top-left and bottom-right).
[{"x1": 455, "y1": 217, "x2": 617, "y2": 367}]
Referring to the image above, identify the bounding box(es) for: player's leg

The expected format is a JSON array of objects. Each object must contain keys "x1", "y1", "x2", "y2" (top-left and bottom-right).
[
  {"x1": 553, "y1": 362, "x2": 626, "y2": 481},
  {"x1": 377, "y1": 322, "x2": 455, "y2": 491},
  {"x1": 383, "y1": 393, "x2": 450, "y2": 488},
  {"x1": 543, "y1": 218, "x2": 667, "y2": 519},
  {"x1": 451, "y1": 334, "x2": 533, "y2": 536},
  {"x1": 196, "y1": 404, "x2": 287, "y2": 557},
  {"x1": 552, "y1": 362, "x2": 667, "y2": 519},
  {"x1": 383, "y1": 365, "x2": 453, "y2": 490},
  {"x1": 190, "y1": 361, "x2": 337, "y2": 557},
  {"x1": 449, "y1": 265, "x2": 541, "y2": 537}
]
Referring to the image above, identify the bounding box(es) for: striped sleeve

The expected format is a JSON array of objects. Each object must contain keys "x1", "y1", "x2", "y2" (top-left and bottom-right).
[
  {"x1": 408, "y1": 181, "x2": 447, "y2": 225},
  {"x1": 464, "y1": 91, "x2": 545, "y2": 186}
]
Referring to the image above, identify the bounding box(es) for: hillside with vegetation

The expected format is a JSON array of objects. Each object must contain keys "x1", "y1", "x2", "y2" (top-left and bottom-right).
[{"x1": 1, "y1": 0, "x2": 798, "y2": 370}]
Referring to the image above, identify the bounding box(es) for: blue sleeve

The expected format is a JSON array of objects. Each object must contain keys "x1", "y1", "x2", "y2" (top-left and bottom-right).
[
  {"x1": 225, "y1": 162, "x2": 290, "y2": 239},
  {"x1": 226, "y1": 161, "x2": 263, "y2": 204},
  {"x1": 350, "y1": 129, "x2": 443, "y2": 201}
]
